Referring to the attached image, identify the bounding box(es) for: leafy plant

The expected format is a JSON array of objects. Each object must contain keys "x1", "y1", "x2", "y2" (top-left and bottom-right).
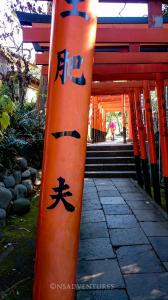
[{"x1": 0, "y1": 84, "x2": 16, "y2": 135}]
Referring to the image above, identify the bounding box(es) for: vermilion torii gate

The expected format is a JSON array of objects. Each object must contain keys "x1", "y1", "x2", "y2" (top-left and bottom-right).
[{"x1": 17, "y1": 1, "x2": 168, "y2": 299}]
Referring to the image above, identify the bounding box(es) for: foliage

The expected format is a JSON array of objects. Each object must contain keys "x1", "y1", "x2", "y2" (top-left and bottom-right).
[
  {"x1": 0, "y1": 103, "x2": 45, "y2": 170},
  {"x1": 0, "y1": 84, "x2": 16, "y2": 136}
]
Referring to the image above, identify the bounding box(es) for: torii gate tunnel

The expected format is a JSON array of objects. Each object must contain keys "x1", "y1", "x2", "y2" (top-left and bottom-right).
[{"x1": 17, "y1": 1, "x2": 168, "y2": 299}]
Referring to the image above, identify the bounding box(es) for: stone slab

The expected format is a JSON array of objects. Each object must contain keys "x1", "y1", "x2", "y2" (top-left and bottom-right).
[
  {"x1": 122, "y1": 193, "x2": 147, "y2": 201},
  {"x1": 133, "y1": 209, "x2": 166, "y2": 222},
  {"x1": 81, "y1": 210, "x2": 105, "y2": 223},
  {"x1": 125, "y1": 273, "x2": 168, "y2": 300},
  {"x1": 103, "y1": 204, "x2": 132, "y2": 215},
  {"x1": 100, "y1": 197, "x2": 126, "y2": 205},
  {"x1": 79, "y1": 238, "x2": 115, "y2": 260},
  {"x1": 77, "y1": 290, "x2": 129, "y2": 300},
  {"x1": 163, "y1": 262, "x2": 168, "y2": 271},
  {"x1": 149, "y1": 237, "x2": 168, "y2": 261},
  {"x1": 82, "y1": 200, "x2": 102, "y2": 211},
  {"x1": 80, "y1": 222, "x2": 109, "y2": 239},
  {"x1": 116, "y1": 245, "x2": 164, "y2": 274},
  {"x1": 96, "y1": 185, "x2": 117, "y2": 192},
  {"x1": 83, "y1": 193, "x2": 99, "y2": 201},
  {"x1": 140, "y1": 222, "x2": 168, "y2": 236},
  {"x1": 117, "y1": 187, "x2": 139, "y2": 193},
  {"x1": 106, "y1": 215, "x2": 138, "y2": 229},
  {"x1": 83, "y1": 187, "x2": 97, "y2": 194},
  {"x1": 77, "y1": 259, "x2": 125, "y2": 289},
  {"x1": 109, "y1": 227, "x2": 149, "y2": 246},
  {"x1": 126, "y1": 200, "x2": 154, "y2": 210},
  {"x1": 98, "y1": 190, "x2": 120, "y2": 197}
]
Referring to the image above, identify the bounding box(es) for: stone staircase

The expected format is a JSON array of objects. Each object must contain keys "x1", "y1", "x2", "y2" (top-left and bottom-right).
[{"x1": 85, "y1": 143, "x2": 136, "y2": 178}]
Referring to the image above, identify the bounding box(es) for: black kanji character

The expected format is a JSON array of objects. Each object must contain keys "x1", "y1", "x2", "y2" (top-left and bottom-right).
[
  {"x1": 55, "y1": 49, "x2": 86, "y2": 85},
  {"x1": 47, "y1": 177, "x2": 75, "y2": 212},
  {"x1": 61, "y1": 0, "x2": 89, "y2": 20}
]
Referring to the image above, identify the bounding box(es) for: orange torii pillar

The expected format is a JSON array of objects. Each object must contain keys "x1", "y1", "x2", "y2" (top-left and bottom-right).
[
  {"x1": 102, "y1": 108, "x2": 106, "y2": 141},
  {"x1": 98, "y1": 103, "x2": 103, "y2": 142},
  {"x1": 156, "y1": 73, "x2": 168, "y2": 211},
  {"x1": 33, "y1": 1, "x2": 97, "y2": 300},
  {"x1": 129, "y1": 91, "x2": 143, "y2": 187},
  {"x1": 122, "y1": 95, "x2": 127, "y2": 144},
  {"x1": 134, "y1": 88, "x2": 151, "y2": 195},
  {"x1": 93, "y1": 96, "x2": 99, "y2": 143},
  {"x1": 143, "y1": 80, "x2": 161, "y2": 205},
  {"x1": 90, "y1": 97, "x2": 95, "y2": 143}
]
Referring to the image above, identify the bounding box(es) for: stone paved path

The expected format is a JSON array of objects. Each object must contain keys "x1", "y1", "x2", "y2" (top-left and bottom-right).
[{"x1": 77, "y1": 178, "x2": 168, "y2": 300}]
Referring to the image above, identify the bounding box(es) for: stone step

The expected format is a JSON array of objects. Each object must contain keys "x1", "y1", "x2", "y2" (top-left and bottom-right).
[
  {"x1": 86, "y1": 157, "x2": 135, "y2": 164},
  {"x1": 87, "y1": 144, "x2": 133, "y2": 151},
  {"x1": 85, "y1": 170, "x2": 136, "y2": 178},
  {"x1": 87, "y1": 150, "x2": 134, "y2": 157},
  {"x1": 85, "y1": 163, "x2": 136, "y2": 171}
]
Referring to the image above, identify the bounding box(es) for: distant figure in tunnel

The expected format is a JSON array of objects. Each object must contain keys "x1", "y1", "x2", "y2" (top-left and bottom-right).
[{"x1": 109, "y1": 120, "x2": 116, "y2": 141}]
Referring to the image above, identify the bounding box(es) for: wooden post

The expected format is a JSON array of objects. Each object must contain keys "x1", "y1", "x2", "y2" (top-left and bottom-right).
[
  {"x1": 134, "y1": 88, "x2": 151, "y2": 195},
  {"x1": 156, "y1": 73, "x2": 168, "y2": 211},
  {"x1": 122, "y1": 94, "x2": 127, "y2": 144},
  {"x1": 33, "y1": 1, "x2": 97, "y2": 299},
  {"x1": 143, "y1": 80, "x2": 161, "y2": 205},
  {"x1": 129, "y1": 91, "x2": 143, "y2": 187}
]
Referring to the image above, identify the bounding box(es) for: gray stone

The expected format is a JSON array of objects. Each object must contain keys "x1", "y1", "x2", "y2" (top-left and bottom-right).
[
  {"x1": 16, "y1": 157, "x2": 28, "y2": 171},
  {"x1": 13, "y1": 170, "x2": 22, "y2": 184},
  {"x1": 0, "y1": 182, "x2": 5, "y2": 187},
  {"x1": 96, "y1": 185, "x2": 117, "y2": 191},
  {"x1": 98, "y1": 190, "x2": 120, "y2": 197},
  {"x1": 77, "y1": 290, "x2": 129, "y2": 300},
  {"x1": 83, "y1": 187, "x2": 97, "y2": 194},
  {"x1": 3, "y1": 175, "x2": 15, "y2": 188},
  {"x1": 0, "y1": 208, "x2": 6, "y2": 227},
  {"x1": 83, "y1": 193, "x2": 99, "y2": 201},
  {"x1": 22, "y1": 170, "x2": 31, "y2": 179},
  {"x1": 13, "y1": 198, "x2": 30, "y2": 214},
  {"x1": 14, "y1": 184, "x2": 27, "y2": 198},
  {"x1": 80, "y1": 222, "x2": 109, "y2": 239},
  {"x1": 103, "y1": 204, "x2": 132, "y2": 215},
  {"x1": 79, "y1": 238, "x2": 115, "y2": 260},
  {"x1": 116, "y1": 245, "x2": 164, "y2": 274},
  {"x1": 0, "y1": 187, "x2": 12, "y2": 209},
  {"x1": 77, "y1": 259, "x2": 125, "y2": 289},
  {"x1": 100, "y1": 197, "x2": 126, "y2": 205},
  {"x1": 110, "y1": 228, "x2": 149, "y2": 246},
  {"x1": 94, "y1": 179, "x2": 112, "y2": 185},
  {"x1": 149, "y1": 237, "x2": 168, "y2": 261},
  {"x1": 82, "y1": 200, "x2": 102, "y2": 211},
  {"x1": 81, "y1": 210, "x2": 105, "y2": 223},
  {"x1": 106, "y1": 215, "x2": 138, "y2": 229},
  {"x1": 29, "y1": 167, "x2": 37, "y2": 177},
  {"x1": 140, "y1": 222, "x2": 168, "y2": 236},
  {"x1": 22, "y1": 179, "x2": 33, "y2": 194},
  {"x1": 118, "y1": 187, "x2": 139, "y2": 193},
  {"x1": 133, "y1": 209, "x2": 165, "y2": 222},
  {"x1": 125, "y1": 273, "x2": 168, "y2": 300},
  {"x1": 122, "y1": 193, "x2": 146, "y2": 201},
  {"x1": 9, "y1": 188, "x2": 17, "y2": 201},
  {"x1": 126, "y1": 200, "x2": 154, "y2": 210}
]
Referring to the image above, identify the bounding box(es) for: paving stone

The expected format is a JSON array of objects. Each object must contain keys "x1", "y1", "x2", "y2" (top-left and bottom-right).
[
  {"x1": 133, "y1": 209, "x2": 166, "y2": 222},
  {"x1": 98, "y1": 190, "x2": 120, "y2": 197},
  {"x1": 116, "y1": 245, "x2": 164, "y2": 274},
  {"x1": 140, "y1": 222, "x2": 168, "y2": 236},
  {"x1": 126, "y1": 200, "x2": 154, "y2": 210},
  {"x1": 122, "y1": 193, "x2": 146, "y2": 201},
  {"x1": 106, "y1": 215, "x2": 138, "y2": 229},
  {"x1": 81, "y1": 210, "x2": 105, "y2": 223},
  {"x1": 83, "y1": 193, "x2": 99, "y2": 201},
  {"x1": 110, "y1": 228, "x2": 149, "y2": 246},
  {"x1": 94, "y1": 179, "x2": 112, "y2": 186},
  {"x1": 77, "y1": 259, "x2": 125, "y2": 289},
  {"x1": 79, "y1": 238, "x2": 115, "y2": 260},
  {"x1": 163, "y1": 262, "x2": 168, "y2": 271},
  {"x1": 118, "y1": 187, "x2": 139, "y2": 193},
  {"x1": 100, "y1": 197, "x2": 126, "y2": 205},
  {"x1": 125, "y1": 273, "x2": 168, "y2": 300},
  {"x1": 83, "y1": 187, "x2": 97, "y2": 194},
  {"x1": 149, "y1": 237, "x2": 168, "y2": 261},
  {"x1": 84, "y1": 182, "x2": 95, "y2": 187},
  {"x1": 96, "y1": 185, "x2": 117, "y2": 191},
  {"x1": 80, "y1": 222, "x2": 109, "y2": 239},
  {"x1": 77, "y1": 290, "x2": 129, "y2": 300},
  {"x1": 82, "y1": 200, "x2": 102, "y2": 211},
  {"x1": 103, "y1": 204, "x2": 132, "y2": 215}
]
